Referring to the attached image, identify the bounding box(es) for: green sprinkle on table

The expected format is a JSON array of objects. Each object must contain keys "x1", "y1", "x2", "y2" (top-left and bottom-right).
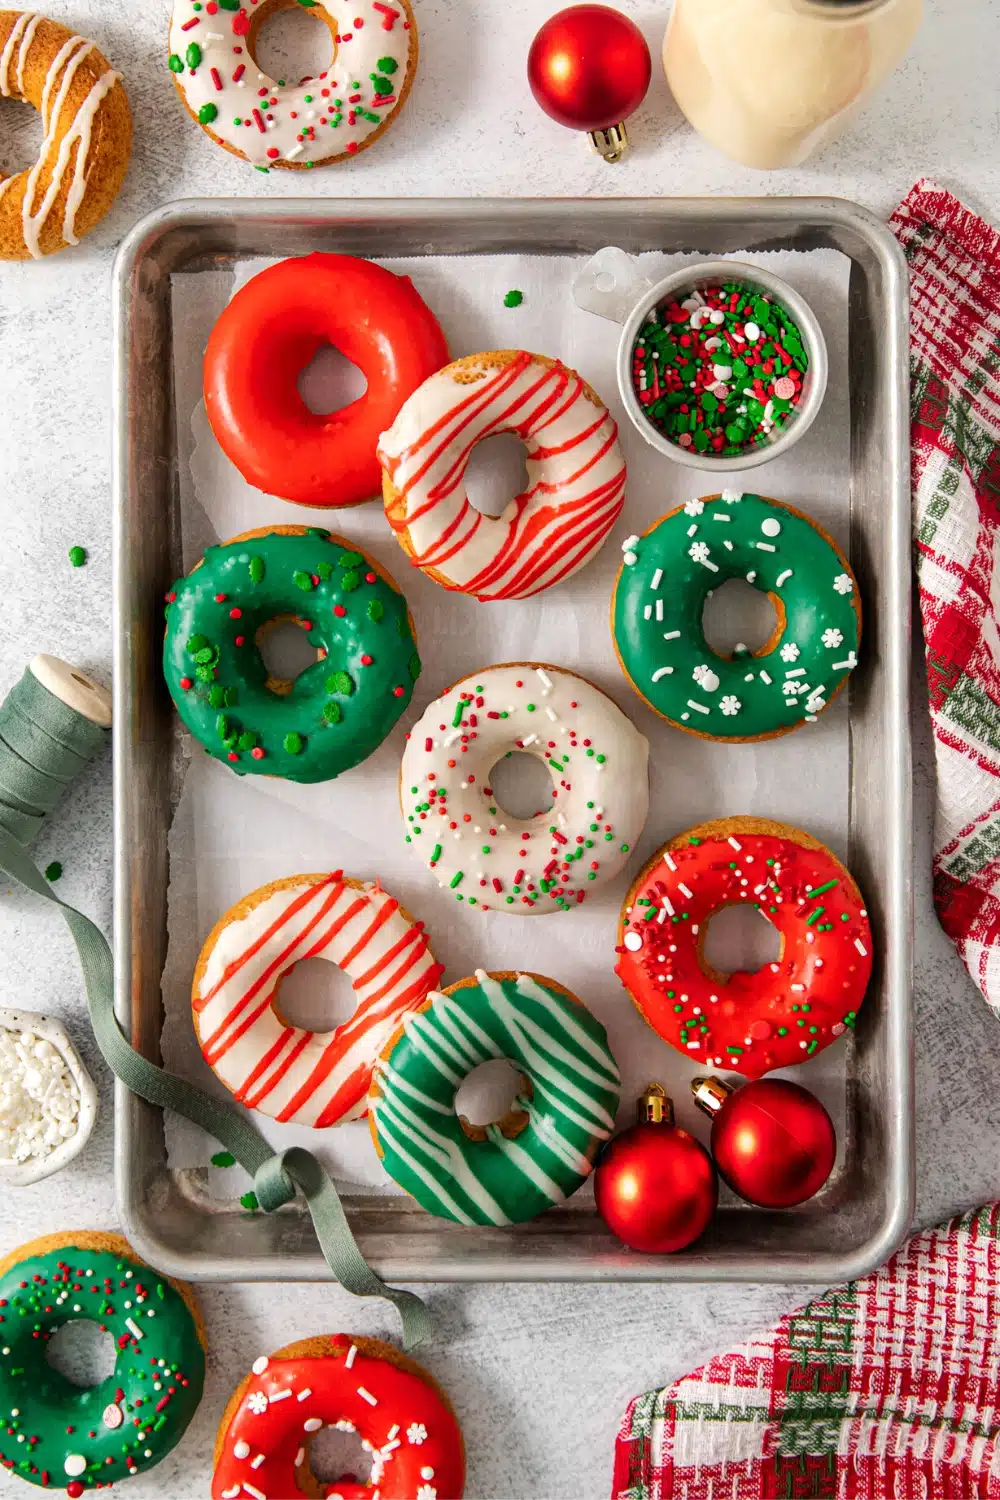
[
  {"x1": 211, "y1": 1151, "x2": 236, "y2": 1168},
  {"x1": 504, "y1": 289, "x2": 524, "y2": 308},
  {"x1": 43, "y1": 861, "x2": 62, "y2": 882},
  {"x1": 68, "y1": 546, "x2": 87, "y2": 568}
]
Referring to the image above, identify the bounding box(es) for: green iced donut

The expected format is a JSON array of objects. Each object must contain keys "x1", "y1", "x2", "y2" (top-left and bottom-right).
[
  {"x1": 369, "y1": 970, "x2": 621, "y2": 1226},
  {"x1": 612, "y1": 492, "x2": 861, "y2": 741},
  {"x1": 0, "y1": 1231, "x2": 204, "y2": 1492},
  {"x1": 163, "y1": 526, "x2": 421, "y2": 784}
]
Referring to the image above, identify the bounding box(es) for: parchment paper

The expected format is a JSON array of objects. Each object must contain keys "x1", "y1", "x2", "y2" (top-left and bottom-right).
[{"x1": 162, "y1": 247, "x2": 852, "y2": 1199}]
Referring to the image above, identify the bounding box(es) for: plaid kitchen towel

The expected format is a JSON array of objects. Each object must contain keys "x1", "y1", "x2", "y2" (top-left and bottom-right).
[
  {"x1": 612, "y1": 1203, "x2": 1000, "y2": 1499},
  {"x1": 894, "y1": 179, "x2": 1000, "y2": 1010}
]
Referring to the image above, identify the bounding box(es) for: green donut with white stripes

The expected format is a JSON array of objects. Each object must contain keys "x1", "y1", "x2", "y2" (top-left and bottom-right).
[
  {"x1": 612, "y1": 491, "x2": 861, "y2": 741},
  {"x1": 368, "y1": 970, "x2": 621, "y2": 1226}
]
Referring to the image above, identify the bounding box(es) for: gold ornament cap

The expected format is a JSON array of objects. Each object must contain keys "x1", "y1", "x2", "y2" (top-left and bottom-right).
[
  {"x1": 691, "y1": 1075, "x2": 735, "y2": 1118},
  {"x1": 637, "y1": 1083, "x2": 674, "y2": 1125},
  {"x1": 589, "y1": 122, "x2": 630, "y2": 164}
]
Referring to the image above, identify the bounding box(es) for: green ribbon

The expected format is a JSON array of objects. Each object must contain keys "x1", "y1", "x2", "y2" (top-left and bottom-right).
[{"x1": 0, "y1": 666, "x2": 430, "y2": 1347}]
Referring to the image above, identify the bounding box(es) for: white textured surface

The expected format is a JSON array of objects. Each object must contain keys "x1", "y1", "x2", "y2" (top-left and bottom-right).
[{"x1": 0, "y1": 0, "x2": 998, "y2": 1495}]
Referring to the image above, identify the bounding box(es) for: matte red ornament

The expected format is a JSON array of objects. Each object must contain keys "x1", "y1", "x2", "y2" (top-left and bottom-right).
[
  {"x1": 595, "y1": 1085, "x2": 718, "y2": 1253},
  {"x1": 693, "y1": 1076, "x2": 837, "y2": 1209},
  {"x1": 527, "y1": 4, "x2": 652, "y2": 163}
]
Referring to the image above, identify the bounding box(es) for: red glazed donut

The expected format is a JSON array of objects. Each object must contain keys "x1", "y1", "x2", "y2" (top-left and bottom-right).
[
  {"x1": 615, "y1": 817, "x2": 872, "y2": 1079},
  {"x1": 204, "y1": 253, "x2": 449, "y2": 509},
  {"x1": 212, "y1": 1334, "x2": 465, "y2": 1500}
]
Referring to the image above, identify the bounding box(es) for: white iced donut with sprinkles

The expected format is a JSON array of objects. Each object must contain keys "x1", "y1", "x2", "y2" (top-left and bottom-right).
[
  {"x1": 191, "y1": 872, "x2": 443, "y2": 1126},
  {"x1": 168, "y1": 0, "x2": 416, "y2": 171},
  {"x1": 401, "y1": 663, "x2": 650, "y2": 913},
  {"x1": 378, "y1": 350, "x2": 628, "y2": 601}
]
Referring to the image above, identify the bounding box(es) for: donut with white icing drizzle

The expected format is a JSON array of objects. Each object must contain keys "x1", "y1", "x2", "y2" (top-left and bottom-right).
[
  {"x1": 192, "y1": 873, "x2": 444, "y2": 1127},
  {"x1": 212, "y1": 1333, "x2": 465, "y2": 1500},
  {"x1": 378, "y1": 351, "x2": 628, "y2": 601},
  {"x1": 0, "y1": 11, "x2": 131, "y2": 260},
  {"x1": 369, "y1": 970, "x2": 622, "y2": 1225},
  {"x1": 168, "y1": 0, "x2": 417, "y2": 171},
  {"x1": 400, "y1": 662, "x2": 650, "y2": 914}
]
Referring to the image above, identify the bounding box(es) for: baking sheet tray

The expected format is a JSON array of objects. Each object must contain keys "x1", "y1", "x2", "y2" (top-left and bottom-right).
[{"x1": 112, "y1": 197, "x2": 913, "y2": 1284}]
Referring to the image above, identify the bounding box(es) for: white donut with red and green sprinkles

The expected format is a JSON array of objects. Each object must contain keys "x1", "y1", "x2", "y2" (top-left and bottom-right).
[
  {"x1": 168, "y1": 0, "x2": 415, "y2": 170},
  {"x1": 401, "y1": 664, "x2": 650, "y2": 914}
]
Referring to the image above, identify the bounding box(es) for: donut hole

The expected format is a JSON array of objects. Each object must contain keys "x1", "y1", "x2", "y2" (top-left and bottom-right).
[
  {"x1": 251, "y1": 2, "x2": 336, "y2": 88},
  {"x1": 702, "y1": 578, "x2": 784, "y2": 659},
  {"x1": 256, "y1": 616, "x2": 324, "y2": 696},
  {"x1": 455, "y1": 1059, "x2": 530, "y2": 1140},
  {"x1": 464, "y1": 433, "x2": 531, "y2": 519},
  {"x1": 273, "y1": 957, "x2": 356, "y2": 1033},
  {"x1": 44, "y1": 1319, "x2": 118, "y2": 1389},
  {"x1": 307, "y1": 1424, "x2": 374, "y2": 1488},
  {"x1": 702, "y1": 904, "x2": 782, "y2": 978},
  {"x1": 298, "y1": 343, "x2": 369, "y2": 418},
  {"x1": 0, "y1": 94, "x2": 43, "y2": 179},
  {"x1": 487, "y1": 751, "x2": 556, "y2": 821}
]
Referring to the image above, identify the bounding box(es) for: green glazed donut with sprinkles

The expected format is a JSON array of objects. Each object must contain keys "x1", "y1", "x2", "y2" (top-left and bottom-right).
[
  {"x1": 0, "y1": 1230, "x2": 205, "y2": 1494},
  {"x1": 612, "y1": 492, "x2": 861, "y2": 741},
  {"x1": 164, "y1": 526, "x2": 421, "y2": 785}
]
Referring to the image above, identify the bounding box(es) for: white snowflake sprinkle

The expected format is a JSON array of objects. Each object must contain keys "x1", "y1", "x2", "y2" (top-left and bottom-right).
[
  {"x1": 721, "y1": 489, "x2": 743, "y2": 504},
  {"x1": 247, "y1": 1392, "x2": 269, "y2": 1416},
  {"x1": 822, "y1": 628, "x2": 844, "y2": 649},
  {"x1": 779, "y1": 643, "x2": 800, "y2": 663},
  {"x1": 720, "y1": 696, "x2": 742, "y2": 716},
  {"x1": 622, "y1": 534, "x2": 640, "y2": 554},
  {"x1": 417, "y1": 1487, "x2": 438, "y2": 1500},
  {"x1": 407, "y1": 1423, "x2": 428, "y2": 1445},
  {"x1": 692, "y1": 664, "x2": 720, "y2": 692},
  {"x1": 833, "y1": 573, "x2": 854, "y2": 595},
  {"x1": 683, "y1": 498, "x2": 705, "y2": 516},
  {"x1": 689, "y1": 541, "x2": 711, "y2": 565}
]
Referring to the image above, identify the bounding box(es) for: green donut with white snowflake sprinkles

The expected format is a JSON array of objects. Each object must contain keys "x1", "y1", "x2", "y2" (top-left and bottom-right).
[
  {"x1": 0, "y1": 1231, "x2": 205, "y2": 1494},
  {"x1": 612, "y1": 493, "x2": 861, "y2": 742},
  {"x1": 400, "y1": 663, "x2": 650, "y2": 913},
  {"x1": 164, "y1": 527, "x2": 421, "y2": 784}
]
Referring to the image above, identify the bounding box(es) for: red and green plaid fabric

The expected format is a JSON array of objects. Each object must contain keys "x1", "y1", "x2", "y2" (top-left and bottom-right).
[
  {"x1": 613, "y1": 1204, "x2": 1000, "y2": 1499},
  {"x1": 612, "y1": 182, "x2": 1000, "y2": 1498},
  {"x1": 894, "y1": 179, "x2": 1000, "y2": 1008}
]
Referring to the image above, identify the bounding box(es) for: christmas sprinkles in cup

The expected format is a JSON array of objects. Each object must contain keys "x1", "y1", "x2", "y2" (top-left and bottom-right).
[{"x1": 631, "y1": 282, "x2": 810, "y2": 458}]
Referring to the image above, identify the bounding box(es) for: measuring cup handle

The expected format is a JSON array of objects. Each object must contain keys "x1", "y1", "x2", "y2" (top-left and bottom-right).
[{"x1": 572, "y1": 248, "x2": 655, "y2": 325}]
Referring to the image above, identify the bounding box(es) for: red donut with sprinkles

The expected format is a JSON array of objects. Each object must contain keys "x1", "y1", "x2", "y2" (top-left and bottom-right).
[
  {"x1": 212, "y1": 1334, "x2": 465, "y2": 1500},
  {"x1": 204, "y1": 253, "x2": 449, "y2": 509},
  {"x1": 615, "y1": 817, "x2": 872, "y2": 1078}
]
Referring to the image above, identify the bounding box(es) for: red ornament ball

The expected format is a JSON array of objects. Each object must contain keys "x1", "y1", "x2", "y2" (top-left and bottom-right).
[
  {"x1": 527, "y1": 4, "x2": 652, "y2": 134},
  {"x1": 711, "y1": 1079, "x2": 837, "y2": 1209},
  {"x1": 595, "y1": 1120, "x2": 717, "y2": 1254}
]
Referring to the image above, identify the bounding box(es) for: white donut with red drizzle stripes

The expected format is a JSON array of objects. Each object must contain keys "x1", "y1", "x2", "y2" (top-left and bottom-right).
[
  {"x1": 401, "y1": 663, "x2": 650, "y2": 914},
  {"x1": 191, "y1": 873, "x2": 443, "y2": 1127},
  {"x1": 378, "y1": 350, "x2": 628, "y2": 601}
]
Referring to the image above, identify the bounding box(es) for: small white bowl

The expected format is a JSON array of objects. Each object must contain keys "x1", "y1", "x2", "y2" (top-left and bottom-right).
[
  {"x1": 616, "y1": 259, "x2": 829, "y2": 473},
  {"x1": 0, "y1": 1008, "x2": 98, "y2": 1187}
]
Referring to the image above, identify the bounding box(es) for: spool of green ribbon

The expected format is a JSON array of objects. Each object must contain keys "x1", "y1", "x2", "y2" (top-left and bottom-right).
[{"x1": 0, "y1": 656, "x2": 429, "y2": 1347}]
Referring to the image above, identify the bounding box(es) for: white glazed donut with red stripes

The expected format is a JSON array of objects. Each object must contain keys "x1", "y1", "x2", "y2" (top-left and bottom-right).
[
  {"x1": 191, "y1": 873, "x2": 443, "y2": 1127},
  {"x1": 378, "y1": 350, "x2": 627, "y2": 601}
]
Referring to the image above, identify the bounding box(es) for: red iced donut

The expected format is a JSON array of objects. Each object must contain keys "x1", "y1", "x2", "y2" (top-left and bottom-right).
[
  {"x1": 204, "y1": 253, "x2": 449, "y2": 509},
  {"x1": 615, "y1": 817, "x2": 872, "y2": 1079},
  {"x1": 212, "y1": 1334, "x2": 465, "y2": 1500}
]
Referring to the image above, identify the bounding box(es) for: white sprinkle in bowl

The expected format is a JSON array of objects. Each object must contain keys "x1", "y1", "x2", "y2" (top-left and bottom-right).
[{"x1": 0, "y1": 1008, "x2": 98, "y2": 1187}]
